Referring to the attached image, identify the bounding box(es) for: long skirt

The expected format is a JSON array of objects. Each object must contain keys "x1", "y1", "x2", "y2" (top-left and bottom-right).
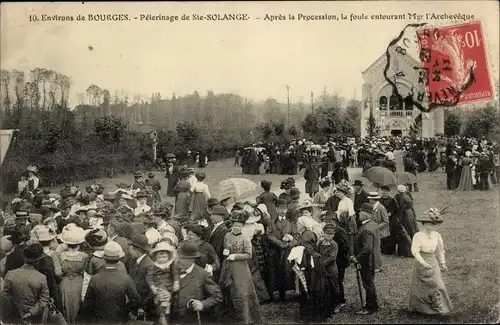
[
  {"x1": 220, "y1": 260, "x2": 262, "y2": 324},
  {"x1": 189, "y1": 192, "x2": 207, "y2": 221},
  {"x1": 175, "y1": 192, "x2": 191, "y2": 216},
  {"x1": 60, "y1": 275, "x2": 83, "y2": 323},
  {"x1": 408, "y1": 252, "x2": 452, "y2": 315},
  {"x1": 247, "y1": 258, "x2": 271, "y2": 303},
  {"x1": 457, "y1": 166, "x2": 473, "y2": 191}
]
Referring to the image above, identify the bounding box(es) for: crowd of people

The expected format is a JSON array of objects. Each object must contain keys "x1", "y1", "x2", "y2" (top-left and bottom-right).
[{"x1": 0, "y1": 135, "x2": 497, "y2": 325}]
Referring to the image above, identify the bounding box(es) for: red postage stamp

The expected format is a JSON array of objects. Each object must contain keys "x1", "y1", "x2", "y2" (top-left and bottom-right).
[{"x1": 416, "y1": 21, "x2": 493, "y2": 108}]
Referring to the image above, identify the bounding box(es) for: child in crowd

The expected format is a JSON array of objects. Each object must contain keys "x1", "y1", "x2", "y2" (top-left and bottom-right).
[{"x1": 146, "y1": 242, "x2": 180, "y2": 325}]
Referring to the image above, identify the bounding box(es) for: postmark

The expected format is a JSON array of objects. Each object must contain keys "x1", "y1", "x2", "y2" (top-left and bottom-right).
[{"x1": 383, "y1": 21, "x2": 493, "y2": 113}]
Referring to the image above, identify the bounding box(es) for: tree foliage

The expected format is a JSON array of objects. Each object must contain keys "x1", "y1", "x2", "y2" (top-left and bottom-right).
[
  {"x1": 444, "y1": 110, "x2": 462, "y2": 136},
  {"x1": 462, "y1": 105, "x2": 500, "y2": 139},
  {"x1": 365, "y1": 109, "x2": 380, "y2": 137}
]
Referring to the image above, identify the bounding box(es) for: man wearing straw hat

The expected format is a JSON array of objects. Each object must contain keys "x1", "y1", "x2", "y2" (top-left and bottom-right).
[{"x1": 82, "y1": 241, "x2": 141, "y2": 323}]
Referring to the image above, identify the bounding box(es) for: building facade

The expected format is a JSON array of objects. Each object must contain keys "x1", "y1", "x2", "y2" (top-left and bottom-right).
[{"x1": 360, "y1": 51, "x2": 444, "y2": 138}]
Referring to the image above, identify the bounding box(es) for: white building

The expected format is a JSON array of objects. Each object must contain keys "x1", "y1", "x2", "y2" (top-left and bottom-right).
[{"x1": 360, "y1": 50, "x2": 444, "y2": 138}]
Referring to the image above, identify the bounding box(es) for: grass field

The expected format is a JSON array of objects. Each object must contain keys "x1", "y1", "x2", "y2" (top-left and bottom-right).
[{"x1": 46, "y1": 155, "x2": 500, "y2": 324}]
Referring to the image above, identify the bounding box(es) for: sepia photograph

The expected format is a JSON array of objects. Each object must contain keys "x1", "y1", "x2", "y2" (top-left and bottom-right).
[{"x1": 0, "y1": 1, "x2": 499, "y2": 324}]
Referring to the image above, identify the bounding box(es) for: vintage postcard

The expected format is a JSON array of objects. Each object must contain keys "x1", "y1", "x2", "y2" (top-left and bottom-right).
[{"x1": 0, "y1": 1, "x2": 499, "y2": 324}]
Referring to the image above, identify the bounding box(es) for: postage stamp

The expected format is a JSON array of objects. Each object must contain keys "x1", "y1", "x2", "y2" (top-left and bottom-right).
[
  {"x1": 416, "y1": 21, "x2": 493, "y2": 108},
  {"x1": 383, "y1": 21, "x2": 493, "y2": 113}
]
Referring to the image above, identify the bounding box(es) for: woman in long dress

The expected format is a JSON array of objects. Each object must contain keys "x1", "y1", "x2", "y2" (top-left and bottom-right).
[
  {"x1": 173, "y1": 171, "x2": 191, "y2": 216},
  {"x1": 394, "y1": 185, "x2": 419, "y2": 257},
  {"x1": 189, "y1": 172, "x2": 210, "y2": 221},
  {"x1": 57, "y1": 225, "x2": 89, "y2": 324},
  {"x1": 409, "y1": 208, "x2": 452, "y2": 316},
  {"x1": 457, "y1": 151, "x2": 474, "y2": 191},
  {"x1": 289, "y1": 216, "x2": 333, "y2": 322},
  {"x1": 219, "y1": 212, "x2": 263, "y2": 324}
]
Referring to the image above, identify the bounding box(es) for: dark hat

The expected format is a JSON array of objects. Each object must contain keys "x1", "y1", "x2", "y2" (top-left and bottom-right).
[
  {"x1": 60, "y1": 188, "x2": 73, "y2": 198},
  {"x1": 380, "y1": 185, "x2": 391, "y2": 191},
  {"x1": 84, "y1": 228, "x2": 108, "y2": 248},
  {"x1": 177, "y1": 241, "x2": 201, "y2": 259},
  {"x1": 323, "y1": 223, "x2": 336, "y2": 234},
  {"x1": 129, "y1": 233, "x2": 151, "y2": 251},
  {"x1": 290, "y1": 188, "x2": 300, "y2": 200},
  {"x1": 209, "y1": 205, "x2": 227, "y2": 216},
  {"x1": 148, "y1": 172, "x2": 155, "y2": 178},
  {"x1": 116, "y1": 182, "x2": 130, "y2": 189},
  {"x1": 229, "y1": 211, "x2": 249, "y2": 224},
  {"x1": 353, "y1": 180, "x2": 364, "y2": 186},
  {"x1": 15, "y1": 200, "x2": 32, "y2": 213},
  {"x1": 277, "y1": 198, "x2": 288, "y2": 207},
  {"x1": 360, "y1": 203, "x2": 374, "y2": 214},
  {"x1": 153, "y1": 203, "x2": 173, "y2": 216},
  {"x1": 134, "y1": 171, "x2": 144, "y2": 178},
  {"x1": 207, "y1": 197, "x2": 219, "y2": 207},
  {"x1": 140, "y1": 212, "x2": 156, "y2": 224},
  {"x1": 232, "y1": 202, "x2": 244, "y2": 211},
  {"x1": 135, "y1": 191, "x2": 149, "y2": 199},
  {"x1": 260, "y1": 180, "x2": 272, "y2": 188},
  {"x1": 22, "y1": 243, "x2": 45, "y2": 262}
]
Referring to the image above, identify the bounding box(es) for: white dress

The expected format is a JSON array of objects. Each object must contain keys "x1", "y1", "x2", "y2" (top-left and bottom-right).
[{"x1": 409, "y1": 231, "x2": 452, "y2": 315}]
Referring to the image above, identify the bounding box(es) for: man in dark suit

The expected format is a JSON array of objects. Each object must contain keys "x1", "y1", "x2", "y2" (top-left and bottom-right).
[
  {"x1": 170, "y1": 241, "x2": 223, "y2": 324},
  {"x1": 207, "y1": 205, "x2": 229, "y2": 281},
  {"x1": 445, "y1": 152, "x2": 457, "y2": 190},
  {"x1": 127, "y1": 234, "x2": 156, "y2": 321},
  {"x1": 266, "y1": 199, "x2": 296, "y2": 301},
  {"x1": 352, "y1": 180, "x2": 369, "y2": 229},
  {"x1": 82, "y1": 241, "x2": 140, "y2": 323},
  {"x1": 351, "y1": 203, "x2": 380, "y2": 315},
  {"x1": 107, "y1": 218, "x2": 131, "y2": 270},
  {"x1": 2, "y1": 243, "x2": 51, "y2": 324}
]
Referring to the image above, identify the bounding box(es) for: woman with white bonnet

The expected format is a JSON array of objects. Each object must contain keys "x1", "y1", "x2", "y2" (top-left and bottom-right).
[
  {"x1": 408, "y1": 208, "x2": 452, "y2": 316},
  {"x1": 57, "y1": 224, "x2": 89, "y2": 324},
  {"x1": 457, "y1": 151, "x2": 473, "y2": 191}
]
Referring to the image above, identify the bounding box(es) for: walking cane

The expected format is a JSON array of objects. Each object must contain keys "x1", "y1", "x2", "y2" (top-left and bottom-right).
[
  {"x1": 355, "y1": 264, "x2": 365, "y2": 309},
  {"x1": 196, "y1": 310, "x2": 202, "y2": 325}
]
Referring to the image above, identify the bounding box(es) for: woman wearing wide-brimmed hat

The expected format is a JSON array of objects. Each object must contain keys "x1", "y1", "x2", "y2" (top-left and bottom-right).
[
  {"x1": 219, "y1": 212, "x2": 263, "y2": 324},
  {"x1": 408, "y1": 208, "x2": 452, "y2": 316},
  {"x1": 57, "y1": 225, "x2": 89, "y2": 324},
  {"x1": 25, "y1": 165, "x2": 40, "y2": 192}
]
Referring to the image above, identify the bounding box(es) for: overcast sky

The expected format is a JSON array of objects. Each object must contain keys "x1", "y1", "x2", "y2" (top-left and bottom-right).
[{"x1": 1, "y1": 1, "x2": 498, "y2": 106}]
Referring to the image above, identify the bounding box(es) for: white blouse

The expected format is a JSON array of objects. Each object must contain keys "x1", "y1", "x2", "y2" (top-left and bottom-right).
[
  {"x1": 411, "y1": 231, "x2": 446, "y2": 266},
  {"x1": 336, "y1": 196, "x2": 355, "y2": 219},
  {"x1": 191, "y1": 181, "x2": 211, "y2": 198}
]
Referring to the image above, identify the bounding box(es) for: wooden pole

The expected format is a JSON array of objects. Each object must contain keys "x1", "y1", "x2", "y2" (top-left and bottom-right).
[{"x1": 311, "y1": 91, "x2": 314, "y2": 114}]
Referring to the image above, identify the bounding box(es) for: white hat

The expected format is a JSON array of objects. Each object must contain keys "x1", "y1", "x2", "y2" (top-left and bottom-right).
[
  {"x1": 103, "y1": 241, "x2": 125, "y2": 261},
  {"x1": 397, "y1": 185, "x2": 407, "y2": 193},
  {"x1": 367, "y1": 191, "x2": 381, "y2": 200},
  {"x1": 59, "y1": 225, "x2": 86, "y2": 245}
]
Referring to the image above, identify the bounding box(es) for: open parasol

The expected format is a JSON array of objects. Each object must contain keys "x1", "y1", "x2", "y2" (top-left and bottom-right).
[
  {"x1": 217, "y1": 178, "x2": 260, "y2": 202},
  {"x1": 362, "y1": 166, "x2": 397, "y2": 186}
]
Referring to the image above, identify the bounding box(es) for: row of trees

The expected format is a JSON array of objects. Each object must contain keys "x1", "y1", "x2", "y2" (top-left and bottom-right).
[
  {"x1": 0, "y1": 67, "x2": 361, "y2": 192},
  {"x1": 444, "y1": 105, "x2": 500, "y2": 139}
]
